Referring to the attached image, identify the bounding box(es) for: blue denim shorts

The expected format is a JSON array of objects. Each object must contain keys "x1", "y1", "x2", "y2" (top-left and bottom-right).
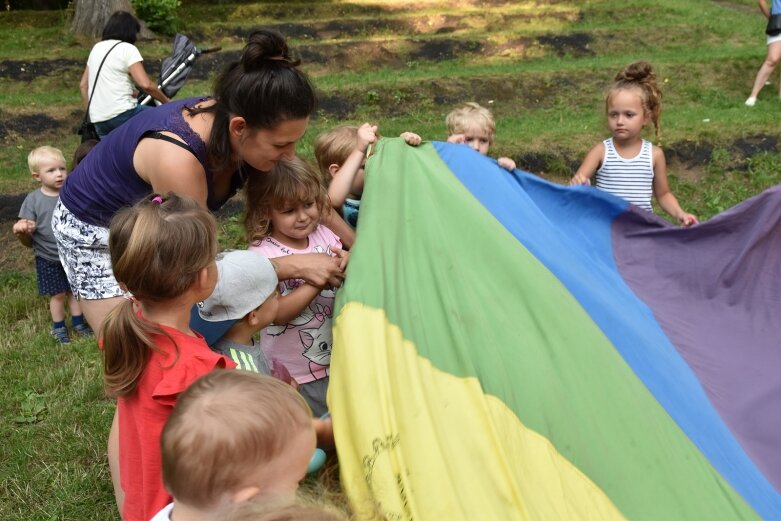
[{"x1": 94, "y1": 104, "x2": 149, "y2": 138}]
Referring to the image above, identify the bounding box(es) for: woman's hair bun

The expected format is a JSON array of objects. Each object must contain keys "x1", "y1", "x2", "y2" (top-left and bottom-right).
[
  {"x1": 241, "y1": 29, "x2": 301, "y2": 70},
  {"x1": 615, "y1": 60, "x2": 654, "y2": 83}
]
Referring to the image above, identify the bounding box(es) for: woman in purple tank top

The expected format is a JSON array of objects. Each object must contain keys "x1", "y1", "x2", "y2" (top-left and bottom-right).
[
  {"x1": 55, "y1": 29, "x2": 350, "y2": 335},
  {"x1": 54, "y1": 29, "x2": 351, "y2": 517}
]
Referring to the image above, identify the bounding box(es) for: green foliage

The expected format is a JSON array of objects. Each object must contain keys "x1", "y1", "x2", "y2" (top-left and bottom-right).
[
  {"x1": 13, "y1": 390, "x2": 48, "y2": 424},
  {"x1": 133, "y1": 0, "x2": 181, "y2": 35}
]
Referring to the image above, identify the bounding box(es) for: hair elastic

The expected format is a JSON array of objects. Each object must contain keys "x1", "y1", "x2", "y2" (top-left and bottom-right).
[{"x1": 151, "y1": 195, "x2": 164, "y2": 204}]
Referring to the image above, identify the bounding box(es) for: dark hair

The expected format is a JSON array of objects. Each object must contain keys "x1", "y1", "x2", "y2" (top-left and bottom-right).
[
  {"x1": 101, "y1": 11, "x2": 140, "y2": 44},
  {"x1": 188, "y1": 29, "x2": 317, "y2": 172},
  {"x1": 72, "y1": 139, "x2": 98, "y2": 170}
]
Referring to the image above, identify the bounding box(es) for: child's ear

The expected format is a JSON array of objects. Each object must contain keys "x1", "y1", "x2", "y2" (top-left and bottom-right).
[
  {"x1": 197, "y1": 266, "x2": 210, "y2": 291},
  {"x1": 327, "y1": 163, "x2": 340, "y2": 179},
  {"x1": 231, "y1": 485, "x2": 261, "y2": 504},
  {"x1": 31, "y1": 171, "x2": 41, "y2": 182}
]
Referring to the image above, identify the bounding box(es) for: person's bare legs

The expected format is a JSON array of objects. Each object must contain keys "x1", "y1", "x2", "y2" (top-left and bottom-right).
[
  {"x1": 49, "y1": 292, "x2": 67, "y2": 322},
  {"x1": 747, "y1": 41, "x2": 781, "y2": 103},
  {"x1": 78, "y1": 296, "x2": 123, "y2": 336},
  {"x1": 67, "y1": 292, "x2": 82, "y2": 317},
  {"x1": 108, "y1": 408, "x2": 124, "y2": 515}
]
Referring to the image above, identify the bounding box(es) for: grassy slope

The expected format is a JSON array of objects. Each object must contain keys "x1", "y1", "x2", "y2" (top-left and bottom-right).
[{"x1": 0, "y1": 0, "x2": 779, "y2": 519}]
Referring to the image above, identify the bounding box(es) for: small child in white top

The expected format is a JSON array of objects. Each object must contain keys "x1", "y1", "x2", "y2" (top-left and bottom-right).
[{"x1": 569, "y1": 61, "x2": 698, "y2": 227}]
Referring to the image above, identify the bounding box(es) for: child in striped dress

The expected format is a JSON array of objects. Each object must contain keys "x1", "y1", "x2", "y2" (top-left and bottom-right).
[{"x1": 570, "y1": 61, "x2": 698, "y2": 226}]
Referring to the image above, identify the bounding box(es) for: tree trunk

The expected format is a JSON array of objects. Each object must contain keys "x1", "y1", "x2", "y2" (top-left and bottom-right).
[{"x1": 71, "y1": 0, "x2": 155, "y2": 40}]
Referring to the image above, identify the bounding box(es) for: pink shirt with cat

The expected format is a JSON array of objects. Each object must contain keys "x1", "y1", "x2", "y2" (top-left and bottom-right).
[{"x1": 249, "y1": 224, "x2": 340, "y2": 385}]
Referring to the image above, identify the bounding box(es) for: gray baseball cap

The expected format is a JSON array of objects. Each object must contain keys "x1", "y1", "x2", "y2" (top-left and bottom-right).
[{"x1": 190, "y1": 250, "x2": 278, "y2": 346}]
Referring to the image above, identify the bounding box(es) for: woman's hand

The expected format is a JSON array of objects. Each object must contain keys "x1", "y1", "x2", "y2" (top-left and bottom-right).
[{"x1": 275, "y1": 252, "x2": 346, "y2": 288}]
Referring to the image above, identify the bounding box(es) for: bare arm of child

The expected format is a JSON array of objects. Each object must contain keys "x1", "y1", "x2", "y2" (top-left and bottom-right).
[
  {"x1": 401, "y1": 132, "x2": 422, "y2": 146},
  {"x1": 497, "y1": 157, "x2": 516, "y2": 171},
  {"x1": 313, "y1": 416, "x2": 335, "y2": 449},
  {"x1": 652, "y1": 147, "x2": 698, "y2": 227},
  {"x1": 12, "y1": 219, "x2": 35, "y2": 248},
  {"x1": 321, "y1": 209, "x2": 355, "y2": 249},
  {"x1": 274, "y1": 283, "x2": 323, "y2": 325},
  {"x1": 327, "y1": 123, "x2": 377, "y2": 209},
  {"x1": 570, "y1": 142, "x2": 605, "y2": 186}
]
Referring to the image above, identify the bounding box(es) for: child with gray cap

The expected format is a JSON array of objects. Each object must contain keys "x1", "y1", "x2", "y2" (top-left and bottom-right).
[
  {"x1": 191, "y1": 250, "x2": 279, "y2": 374},
  {"x1": 189, "y1": 249, "x2": 335, "y2": 459}
]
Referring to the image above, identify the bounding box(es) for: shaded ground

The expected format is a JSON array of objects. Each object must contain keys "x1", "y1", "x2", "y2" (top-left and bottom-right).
[{"x1": 0, "y1": 28, "x2": 592, "y2": 84}]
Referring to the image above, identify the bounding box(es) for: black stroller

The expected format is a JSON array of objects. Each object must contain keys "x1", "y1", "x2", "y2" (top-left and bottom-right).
[{"x1": 138, "y1": 33, "x2": 220, "y2": 106}]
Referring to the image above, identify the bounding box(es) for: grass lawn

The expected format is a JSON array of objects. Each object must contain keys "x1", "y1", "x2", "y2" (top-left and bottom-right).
[{"x1": 1, "y1": 0, "x2": 780, "y2": 518}]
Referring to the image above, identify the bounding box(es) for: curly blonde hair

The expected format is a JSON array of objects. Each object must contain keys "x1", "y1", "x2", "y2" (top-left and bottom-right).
[{"x1": 244, "y1": 156, "x2": 330, "y2": 243}]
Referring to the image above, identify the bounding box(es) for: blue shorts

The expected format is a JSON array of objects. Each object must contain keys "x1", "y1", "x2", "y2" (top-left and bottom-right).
[
  {"x1": 94, "y1": 104, "x2": 149, "y2": 138},
  {"x1": 35, "y1": 256, "x2": 71, "y2": 296},
  {"x1": 299, "y1": 376, "x2": 329, "y2": 417}
]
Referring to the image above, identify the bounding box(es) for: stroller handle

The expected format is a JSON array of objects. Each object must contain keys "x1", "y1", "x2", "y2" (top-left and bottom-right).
[{"x1": 197, "y1": 46, "x2": 221, "y2": 55}]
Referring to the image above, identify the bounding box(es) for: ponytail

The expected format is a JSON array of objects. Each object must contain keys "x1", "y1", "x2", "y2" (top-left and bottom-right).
[
  {"x1": 188, "y1": 29, "x2": 317, "y2": 173},
  {"x1": 102, "y1": 299, "x2": 161, "y2": 397},
  {"x1": 102, "y1": 193, "x2": 216, "y2": 396}
]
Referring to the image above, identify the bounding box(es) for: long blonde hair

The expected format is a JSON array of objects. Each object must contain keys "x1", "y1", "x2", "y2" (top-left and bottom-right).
[
  {"x1": 102, "y1": 193, "x2": 218, "y2": 397},
  {"x1": 607, "y1": 61, "x2": 662, "y2": 140},
  {"x1": 244, "y1": 156, "x2": 329, "y2": 243}
]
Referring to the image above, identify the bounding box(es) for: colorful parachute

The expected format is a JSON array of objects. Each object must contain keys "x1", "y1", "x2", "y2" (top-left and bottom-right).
[{"x1": 328, "y1": 138, "x2": 781, "y2": 520}]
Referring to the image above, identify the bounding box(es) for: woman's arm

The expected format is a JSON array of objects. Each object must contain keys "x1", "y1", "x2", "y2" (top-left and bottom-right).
[
  {"x1": 133, "y1": 135, "x2": 210, "y2": 207},
  {"x1": 759, "y1": 0, "x2": 770, "y2": 18},
  {"x1": 80, "y1": 66, "x2": 90, "y2": 107},
  {"x1": 570, "y1": 143, "x2": 604, "y2": 185},
  {"x1": 128, "y1": 62, "x2": 170, "y2": 104},
  {"x1": 272, "y1": 253, "x2": 346, "y2": 288},
  {"x1": 652, "y1": 147, "x2": 698, "y2": 226}
]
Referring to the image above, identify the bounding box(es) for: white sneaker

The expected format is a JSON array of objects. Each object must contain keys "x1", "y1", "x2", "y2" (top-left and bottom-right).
[{"x1": 745, "y1": 97, "x2": 757, "y2": 107}]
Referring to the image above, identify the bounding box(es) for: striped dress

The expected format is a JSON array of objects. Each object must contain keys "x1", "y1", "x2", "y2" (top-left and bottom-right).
[{"x1": 595, "y1": 138, "x2": 654, "y2": 212}]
